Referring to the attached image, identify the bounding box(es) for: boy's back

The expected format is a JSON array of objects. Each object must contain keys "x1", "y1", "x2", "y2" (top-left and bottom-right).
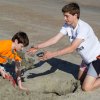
[{"x1": 0, "y1": 40, "x2": 21, "y2": 64}]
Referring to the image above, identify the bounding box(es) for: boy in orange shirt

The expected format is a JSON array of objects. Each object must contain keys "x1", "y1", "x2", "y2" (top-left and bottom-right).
[{"x1": 0, "y1": 31, "x2": 29, "y2": 91}]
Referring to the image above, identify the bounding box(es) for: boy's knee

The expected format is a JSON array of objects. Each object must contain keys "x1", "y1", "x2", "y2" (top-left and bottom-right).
[{"x1": 82, "y1": 84, "x2": 92, "y2": 91}]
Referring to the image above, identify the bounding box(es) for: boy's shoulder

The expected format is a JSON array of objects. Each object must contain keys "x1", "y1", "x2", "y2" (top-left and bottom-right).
[
  {"x1": 0, "y1": 40, "x2": 12, "y2": 49},
  {"x1": 78, "y1": 19, "x2": 90, "y2": 27},
  {"x1": 0, "y1": 40, "x2": 12, "y2": 44},
  {"x1": 77, "y1": 19, "x2": 92, "y2": 32},
  {"x1": 0, "y1": 40, "x2": 11, "y2": 43}
]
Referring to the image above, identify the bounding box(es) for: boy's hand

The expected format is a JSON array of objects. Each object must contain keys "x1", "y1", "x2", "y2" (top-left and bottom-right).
[
  {"x1": 27, "y1": 47, "x2": 38, "y2": 56},
  {"x1": 38, "y1": 51, "x2": 54, "y2": 61},
  {"x1": 17, "y1": 77, "x2": 29, "y2": 94},
  {"x1": 19, "y1": 85, "x2": 28, "y2": 91},
  {"x1": 19, "y1": 85, "x2": 30, "y2": 95}
]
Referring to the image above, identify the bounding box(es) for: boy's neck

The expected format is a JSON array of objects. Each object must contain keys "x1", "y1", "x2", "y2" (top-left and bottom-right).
[
  {"x1": 12, "y1": 42, "x2": 15, "y2": 50},
  {"x1": 72, "y1": 18, "x2": 79, "y2": 29}
]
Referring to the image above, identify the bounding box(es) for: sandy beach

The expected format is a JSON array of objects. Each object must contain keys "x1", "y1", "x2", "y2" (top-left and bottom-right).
[{"x1": 0, "y1": 0, "x2": 100, "y2": 100}]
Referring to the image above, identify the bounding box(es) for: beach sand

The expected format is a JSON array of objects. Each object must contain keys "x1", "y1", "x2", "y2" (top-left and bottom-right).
[{"x1": 0, "y1": 0, "x2": 100, "y2": 100}]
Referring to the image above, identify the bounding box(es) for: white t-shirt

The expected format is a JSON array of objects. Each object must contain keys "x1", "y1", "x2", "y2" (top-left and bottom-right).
[{"x1": 60, "y1": 19, "x2": 100, "y2": 64}]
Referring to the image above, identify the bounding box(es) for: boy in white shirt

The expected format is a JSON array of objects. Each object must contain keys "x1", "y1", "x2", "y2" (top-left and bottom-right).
[{"x1": 28, "y1": 2, "x2": 100, "y2": 91}]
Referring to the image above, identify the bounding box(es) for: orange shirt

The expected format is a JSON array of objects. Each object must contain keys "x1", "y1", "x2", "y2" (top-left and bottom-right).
[{"x1": 0, "y1": 40, "x2": 21, "y2": 63}]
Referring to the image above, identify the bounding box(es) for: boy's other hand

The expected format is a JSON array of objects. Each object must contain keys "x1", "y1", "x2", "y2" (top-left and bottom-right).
[
  {"x1": 38, "y1": 51, "x2": 54, "y2": 61},
  {"x1": 19, "y1": 86, "x2": 30, "y2": 95},
  {"x1": 27, "y1": 47, "x2": 38, "y2": 55}
]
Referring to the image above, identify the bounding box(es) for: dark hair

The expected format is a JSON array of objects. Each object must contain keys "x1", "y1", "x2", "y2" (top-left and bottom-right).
[
  {"x1": 62, "y1": 2, "x2": 80, "y2": 19},
  {"x1": 12, "y1": 31, "x2": 29, "y2": 47}
]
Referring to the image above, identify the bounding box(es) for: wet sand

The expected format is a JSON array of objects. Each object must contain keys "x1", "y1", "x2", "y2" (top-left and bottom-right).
[{"x1": 0, "y1": 0, "x2": 100, "y2": 100}]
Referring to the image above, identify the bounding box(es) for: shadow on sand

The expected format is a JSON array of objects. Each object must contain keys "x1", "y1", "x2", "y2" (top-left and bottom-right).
[{"x1": 27, "y1": 58, "x2": 79, "y2": 79}]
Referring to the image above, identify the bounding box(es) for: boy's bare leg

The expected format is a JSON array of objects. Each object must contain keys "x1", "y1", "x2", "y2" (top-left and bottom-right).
[
  {"x1": 93, "y1": 77, "x2": 100, "y2": 88},
  {"x1": 0, "y1": 68, "x2": 8, "y2": 78},
  {"x1": 82, "y1": 75, "x2": 100, "y2": 91},
  {"x1": 78, "y1": 69, "x2": 84, "y2": 79},
  {"x1": 78, "y1": 68, "x2": 87, "y2": 83}
]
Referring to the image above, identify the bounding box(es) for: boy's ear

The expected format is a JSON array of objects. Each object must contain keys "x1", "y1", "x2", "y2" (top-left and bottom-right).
[
  {"x1": 74, "y1": 14, "x2": 77, "y2": 17},
  {"x1": 15, "y1": 39, "x2": 18, "y2": 44}
]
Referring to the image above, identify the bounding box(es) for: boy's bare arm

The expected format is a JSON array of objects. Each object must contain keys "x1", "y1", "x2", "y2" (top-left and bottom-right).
[
  {"x1": 27, "y1": 32, "x2": 64, "y2": 54},
  {"x1": 15, "y1": 61, "x2": 28, "y2": 90},
  {"x1": 35, "y1": 33, "x2": 64, "y2": 49},
  {"x1": 39, "y1": 38, "x2": 83, "y2": 61}
]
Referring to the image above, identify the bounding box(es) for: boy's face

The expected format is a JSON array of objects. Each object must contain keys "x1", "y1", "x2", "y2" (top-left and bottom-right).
[
  {"x1": 63, "y1": 12, "x2": 77, "y2": 25},
  {"x1": 14, "y1": 39, "x2": 24, "y2": 51}
]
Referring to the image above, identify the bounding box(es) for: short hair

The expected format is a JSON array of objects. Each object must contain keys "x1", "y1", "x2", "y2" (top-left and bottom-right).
[
  {"x1": 12, "y1": 31, "x2": 29, "y2": 47},
  {"x1": 62, "y1": 2, "x2": 80, "y2": 19}
]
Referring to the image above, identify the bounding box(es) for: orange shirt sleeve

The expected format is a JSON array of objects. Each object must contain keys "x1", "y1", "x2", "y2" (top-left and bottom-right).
[{"x1": 0, "y1": 40, "x2": 22, "y2": 63}]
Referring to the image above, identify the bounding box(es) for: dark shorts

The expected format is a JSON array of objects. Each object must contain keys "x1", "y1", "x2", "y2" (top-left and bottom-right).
[
  {"x1": 92, "y1": 58, "x2": 100, "y2": 75},
  {"x1": 0, "y1": 61, "x2": 16, "y2": 79},
  {"x1": 80, "y1": 58, "x2": 100, "y2": 78}
]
